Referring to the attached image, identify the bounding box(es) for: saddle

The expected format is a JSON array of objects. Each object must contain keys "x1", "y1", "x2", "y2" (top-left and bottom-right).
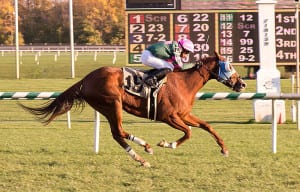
[{"x1": 122, "y1": 67, "x2": 166, "y2": 120}]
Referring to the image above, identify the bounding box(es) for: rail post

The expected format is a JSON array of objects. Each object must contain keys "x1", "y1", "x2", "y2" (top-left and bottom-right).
[
  {"x1": 94, "y1": 111, "x2": 100, "y2": 154},
  {"x1": 272, "y1": 99, "x2": 277, "y2": 153}
]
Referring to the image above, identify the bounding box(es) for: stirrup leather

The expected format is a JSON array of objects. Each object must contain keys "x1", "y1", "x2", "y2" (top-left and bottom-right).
[{"x1": 144, "y1": 76, "x2": 158, "y2": 87}]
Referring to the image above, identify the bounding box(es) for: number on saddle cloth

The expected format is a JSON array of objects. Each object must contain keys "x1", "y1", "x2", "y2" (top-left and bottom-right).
[
  {"x1": 122, "y1": 67, "x2": 166, "y2": 98},
  {"x1": 122, "y1": 67, "x2": 163, "y2": 120},
  {"x1": 122, "y1": 67, "x2": 151, "y2": 98}
]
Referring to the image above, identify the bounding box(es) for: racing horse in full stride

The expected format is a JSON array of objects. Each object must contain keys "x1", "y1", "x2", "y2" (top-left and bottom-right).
[{"x1": 19, "y1": 52, "x2": 246, "y2": 167}]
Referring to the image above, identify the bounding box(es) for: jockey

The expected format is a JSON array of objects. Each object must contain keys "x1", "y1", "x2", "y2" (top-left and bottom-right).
[{"x1": 141, "y1": 38, "x2": 194, "y2": 87}]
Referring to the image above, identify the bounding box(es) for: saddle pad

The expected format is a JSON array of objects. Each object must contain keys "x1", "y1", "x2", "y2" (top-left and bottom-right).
[
  {"x1": 122, "y1": 67, "x2": 166, "y2": 120},
  {"x1": 122, "y1": 67, "x2": 149, "y2": 98}
]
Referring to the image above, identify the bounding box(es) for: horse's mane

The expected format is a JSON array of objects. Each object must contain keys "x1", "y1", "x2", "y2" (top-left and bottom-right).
[
  {"x1": 200, "y1": 55, "x2": 217, "y2": 64},
  {"x1": 180, "y1": 56, "x2": 217, "y2": 72}
]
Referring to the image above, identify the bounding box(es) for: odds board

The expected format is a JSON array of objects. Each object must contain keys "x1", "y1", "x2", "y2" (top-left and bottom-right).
[{"x1": 126, "y1": 10, "x2": 299, "y2": 65}]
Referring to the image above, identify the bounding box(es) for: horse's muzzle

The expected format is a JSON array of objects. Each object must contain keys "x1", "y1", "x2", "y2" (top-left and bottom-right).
[{"x1": 234, "y1": 79, "x2": 247, "y2": 92}]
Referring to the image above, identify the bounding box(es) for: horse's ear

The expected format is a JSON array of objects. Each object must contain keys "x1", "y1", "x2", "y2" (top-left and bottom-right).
[
  {"x1": 214, "y1": 51, "x2": 225, "y2": 61},
  {"x1": 214, "y1": 51, "x2": 221, "y2": 59}
]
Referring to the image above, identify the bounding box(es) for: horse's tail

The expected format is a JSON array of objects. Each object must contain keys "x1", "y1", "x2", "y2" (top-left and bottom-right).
[{"x1": 19, "y1": 80, "x2": 85, "y2": 125}]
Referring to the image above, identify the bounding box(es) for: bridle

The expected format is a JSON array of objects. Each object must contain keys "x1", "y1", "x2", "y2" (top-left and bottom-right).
[{"x1": 196, "y1": 59, "x2": 236, "y2": 89}]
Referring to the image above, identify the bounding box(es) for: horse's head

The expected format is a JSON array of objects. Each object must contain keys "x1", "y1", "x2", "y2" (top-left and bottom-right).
[
  {"x1": 200, "y1": 52, "x2": 247, "y2": 92},
  {"x1": 214, "y1": 51, "x2": 246, "y2": 92}
]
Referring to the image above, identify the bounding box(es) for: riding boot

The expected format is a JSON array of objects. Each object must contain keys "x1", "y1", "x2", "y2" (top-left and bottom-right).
[{"x1": 144, "y1": 68, "x2": 172, "y2": 87}]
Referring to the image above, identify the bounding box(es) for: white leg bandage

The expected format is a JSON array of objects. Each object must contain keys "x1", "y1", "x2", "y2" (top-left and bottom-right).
[
  {"x1": 125, "y1": 146, "x2": 137, "y2": 159},
  {"x1": 169, "y1": 142, "x2": 177, "y2": 149},
  {"x1": 128, "y1": 135, "x2": 146, "y2": 146}
]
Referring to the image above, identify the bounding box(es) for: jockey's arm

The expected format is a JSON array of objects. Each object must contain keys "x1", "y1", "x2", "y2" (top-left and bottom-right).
[
  {"x1": 172, "y1": 52, "x2": 183, "y2": 71},
  {"x1": 169, "y1": 41, "x2": 184, "y2": 71}
]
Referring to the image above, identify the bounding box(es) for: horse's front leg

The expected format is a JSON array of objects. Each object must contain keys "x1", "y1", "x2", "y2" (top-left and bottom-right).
[
  {"x1": 182, "y1": 113, "x2": 229, "y2": 156},
  {"x1": 157, "y1": 114, "x2": 192, "y2": 149}
]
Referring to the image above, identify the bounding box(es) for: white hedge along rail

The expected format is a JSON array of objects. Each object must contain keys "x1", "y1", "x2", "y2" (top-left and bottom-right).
[
  {"x1": 0, "y1": 92, "x2": 60, "y2": 100},
  {"x1": 2, "y1": 92, "x2": 300, "y2": 154},
  {"x1": 1, "y1": 92, "x2": 300, "y2": 100}
]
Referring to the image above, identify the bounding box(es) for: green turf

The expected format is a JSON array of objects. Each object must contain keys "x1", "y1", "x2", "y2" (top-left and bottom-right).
[
  {"x1": 1, "y1": 51, "x2": 292, "y2": 80},
  {"x1": 1, "y1": 76, "x2": 300, "y2": 191},
  {"x1": 0, "y1": 51, "x2": 127, "y2": 79}
]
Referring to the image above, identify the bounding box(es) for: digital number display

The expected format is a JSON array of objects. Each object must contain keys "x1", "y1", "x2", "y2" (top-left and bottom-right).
[
  {"x1": 126, "y1": 10, "x2": 300, "y2": 65},
  {"x1": 126, "y1": 0, "x2": 178, "y2": 10}
]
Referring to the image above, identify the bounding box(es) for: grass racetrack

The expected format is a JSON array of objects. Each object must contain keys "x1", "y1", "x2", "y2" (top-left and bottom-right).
[{"x1": 1, "y1": 53, "x2": 300, "y2": 191}]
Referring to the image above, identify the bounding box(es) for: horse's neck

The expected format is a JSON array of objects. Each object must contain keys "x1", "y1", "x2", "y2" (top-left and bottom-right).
[{"x1": 178, "y1": 66, "x2": 211, "y2": 95}]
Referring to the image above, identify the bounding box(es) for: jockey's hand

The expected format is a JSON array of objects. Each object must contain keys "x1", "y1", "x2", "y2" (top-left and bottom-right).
[{"x1": 173, "y1": 63, "x2": 182, "y2": 71}]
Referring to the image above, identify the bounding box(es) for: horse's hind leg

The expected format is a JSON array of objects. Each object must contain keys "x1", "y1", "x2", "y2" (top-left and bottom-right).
[
  {"x1": 104, "y1": 100, "x2": 151, "y2": 167},
  {"x1": 127, "y1": 135, "x2": 153, "y2": 154}
]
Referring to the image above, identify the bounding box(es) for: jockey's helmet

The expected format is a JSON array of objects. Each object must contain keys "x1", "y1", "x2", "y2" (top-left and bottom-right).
[{"x1": 178, "y1": 39, "x2": 194, "y2": 53}]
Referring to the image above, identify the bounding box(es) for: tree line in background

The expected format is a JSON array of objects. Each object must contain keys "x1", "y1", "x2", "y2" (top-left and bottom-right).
[{"x1": 0, "y1": 0, "x2": 125, "y2": 45}]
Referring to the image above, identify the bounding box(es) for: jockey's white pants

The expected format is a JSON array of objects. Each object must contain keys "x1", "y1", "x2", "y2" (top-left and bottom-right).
[{"x1": 141, "y1": 50, "x2": 174, "y2": 71}]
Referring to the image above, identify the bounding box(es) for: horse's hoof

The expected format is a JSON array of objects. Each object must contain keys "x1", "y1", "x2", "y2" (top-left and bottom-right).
[
  {"x1": 145, "y1": 147, "x2": 153, "y2": 155},
  {"x1": 157, "y1": 139, "x2": 168, "y2": 148},
  {"x1": 141, "y1": 161, "x2": 151, "y2": 168},
  {"x1": 221, "y1": 150, "x2": 229, "y2": 157}
]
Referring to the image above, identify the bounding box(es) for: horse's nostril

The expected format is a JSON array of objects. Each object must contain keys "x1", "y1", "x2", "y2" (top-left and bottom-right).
[{"x1": 242, "y1": 82, "x2": 247, "y2": 88}]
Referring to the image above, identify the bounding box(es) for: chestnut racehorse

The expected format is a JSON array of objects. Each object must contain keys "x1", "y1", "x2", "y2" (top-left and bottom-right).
[{"x1": 20, "y1": 52, "x2": 246, "y2": 167}]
